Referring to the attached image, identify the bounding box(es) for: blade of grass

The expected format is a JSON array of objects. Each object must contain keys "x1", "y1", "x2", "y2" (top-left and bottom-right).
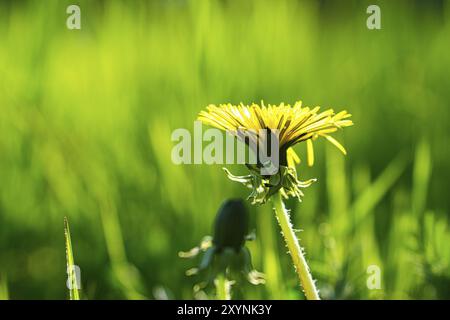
[
  {"x1": 64, "y1": 217, "x2": 80, "y2": 300},
  {"x1": 0, "y1": 274, "x2": 9, "y2": 300},
  {"x1": 412, "y1": 139, "x2": 431, "y2": 217},
  {"x1": 98, "y1": 194, "x2": 146, "y2": 299},
  {"x1": 350, "y1": 153, "x2": 408, "y2": 232}
]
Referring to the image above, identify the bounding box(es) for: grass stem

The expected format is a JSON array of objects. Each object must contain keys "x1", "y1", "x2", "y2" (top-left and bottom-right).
[{"x1": 64, "y1": 217, "x2": 80, "y2": 300}]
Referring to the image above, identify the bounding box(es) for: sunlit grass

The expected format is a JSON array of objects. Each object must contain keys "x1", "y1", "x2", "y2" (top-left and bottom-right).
[{"x1": 64, "y1": 217, "x2": 80, "y2": 300}]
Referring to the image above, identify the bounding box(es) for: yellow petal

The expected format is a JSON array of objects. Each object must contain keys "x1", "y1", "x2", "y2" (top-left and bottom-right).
[
  {"x1": 324, "y1": 135, "x2": 347, "y2": 155},
  {"x1": 287, "y1": 147, "x2": 301, "y2": 168},
  {"x1": 307, "y1": 139, "x2": 314, "y2": 167}
]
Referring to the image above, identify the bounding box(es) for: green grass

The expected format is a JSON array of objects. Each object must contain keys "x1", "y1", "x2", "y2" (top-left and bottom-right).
[
  {"x1": 0, "y1": 0, "x2": 449, "y2": 299},
  {"x1": 0, "y1": 274, "x2": 9, "y2": 300},
  {"x1": 64, "y1": 217, "x2": 80, "y2": 300}
]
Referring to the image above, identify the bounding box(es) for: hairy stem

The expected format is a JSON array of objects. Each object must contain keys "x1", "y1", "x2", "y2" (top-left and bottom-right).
[
  {"x1": 215, "y1": 274, "x2": 231, "y2": 300},
  {"x1": 272, "y1": 192, "x2": 320, "y2": 300}
]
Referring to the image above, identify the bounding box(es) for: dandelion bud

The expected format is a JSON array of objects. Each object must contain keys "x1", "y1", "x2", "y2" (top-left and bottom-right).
[
  {"x1": 213, "y1": 199, "x2": 248, "y2": 252},
  {"x1": 179, "y1": 199, "x2": 264, "y2": 292}
]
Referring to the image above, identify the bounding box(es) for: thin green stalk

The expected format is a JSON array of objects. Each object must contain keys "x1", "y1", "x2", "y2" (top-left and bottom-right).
[
  {"x1": 64, "y1": 217, "x2": 80, "y2": 300},
  {"x1": 215, "y1": 274, "x2": 231, "y2": 300},
  {"x1": 272, "y1": 192, "x2": 320, "y2": 300},
  {"x1": 0, "y1": 274, "x2": 9, "y2": 300}
]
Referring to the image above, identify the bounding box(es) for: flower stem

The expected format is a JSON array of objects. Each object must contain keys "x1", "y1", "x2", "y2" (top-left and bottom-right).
[
  {"x1": 272, "y1": 192, "x2": 320, "y2": 300},
  {"x1": 215, "y1": 274, "x2": 231, "y2": 300}
]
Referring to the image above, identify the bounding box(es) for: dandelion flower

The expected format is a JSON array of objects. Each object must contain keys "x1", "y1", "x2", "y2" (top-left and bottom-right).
[{"x1": 198, "y1": 101, "x2": 353, "y2": 204}]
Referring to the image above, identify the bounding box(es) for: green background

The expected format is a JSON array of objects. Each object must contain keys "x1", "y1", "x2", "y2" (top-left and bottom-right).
[{"x1": 0, "y1": 0, "x2": 449, "y2": 299}]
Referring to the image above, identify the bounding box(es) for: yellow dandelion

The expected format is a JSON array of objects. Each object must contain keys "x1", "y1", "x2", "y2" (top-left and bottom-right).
[
  {"x1": 198, "y1": 101, "x2": 353, "y2": 204},
  {"x1": 198, "y1": 101, "x2": 352, "y2": 168}
]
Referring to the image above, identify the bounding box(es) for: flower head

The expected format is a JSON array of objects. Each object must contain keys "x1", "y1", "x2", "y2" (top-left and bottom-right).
[{"x1": 198, "y1": 101, "x2": 353, "y2": 204}]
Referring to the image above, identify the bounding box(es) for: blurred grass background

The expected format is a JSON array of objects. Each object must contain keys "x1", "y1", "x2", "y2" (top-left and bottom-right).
[{"x1": 0, "y1": 0, "x2": 449, "y2": 299}]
